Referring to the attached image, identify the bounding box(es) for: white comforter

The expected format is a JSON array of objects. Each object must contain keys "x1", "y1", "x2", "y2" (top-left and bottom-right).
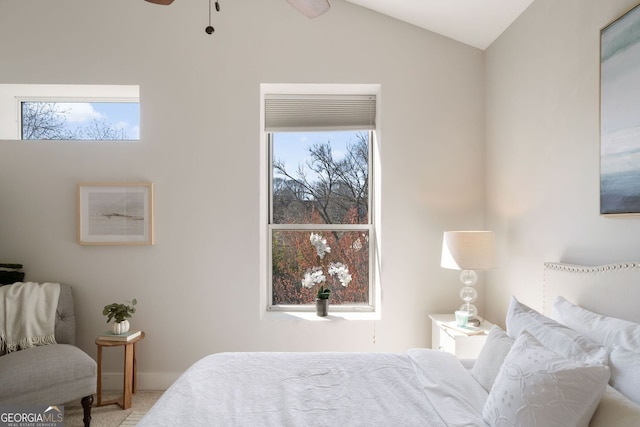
[{"x1": 139, "y1": 349, "x2": 488, "y2": 426}]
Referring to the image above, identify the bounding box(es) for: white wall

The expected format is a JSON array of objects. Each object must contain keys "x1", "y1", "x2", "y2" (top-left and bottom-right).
[
  {"x1": 485, "y1": 0, "x2": 640, "y2": 323},
  {"x1": 0, "y1": 0, "x2": 485, "y2": 388}
]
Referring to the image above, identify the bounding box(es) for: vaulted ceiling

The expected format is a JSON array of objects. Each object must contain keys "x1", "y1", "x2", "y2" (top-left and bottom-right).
[{"x1": 344, "y1": 0, "x2": 535, "y2": 50}]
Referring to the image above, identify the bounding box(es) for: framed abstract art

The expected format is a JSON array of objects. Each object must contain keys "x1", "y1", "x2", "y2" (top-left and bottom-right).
[
  {"x1": 77, "y1": 182, "x2": 154, "y2": 245},
  {"x1": 600, "y1": 4, "x2": 640, "y2": 215}
]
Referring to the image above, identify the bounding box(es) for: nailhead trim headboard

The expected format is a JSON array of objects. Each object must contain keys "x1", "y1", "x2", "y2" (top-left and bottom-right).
[{"x1": 543, "y1": 262, "x2": 640, "y2": 323}]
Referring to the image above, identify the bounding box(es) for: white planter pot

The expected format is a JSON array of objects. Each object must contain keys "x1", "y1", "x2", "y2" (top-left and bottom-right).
[{"x1": 112, "y1": 320, "x2": 130, "y2": 334}]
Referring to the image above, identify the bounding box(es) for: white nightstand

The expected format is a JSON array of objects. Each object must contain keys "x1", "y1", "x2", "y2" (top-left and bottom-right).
[{"x1": 429, "y1": 314, "x2": 493, "y2": 359}]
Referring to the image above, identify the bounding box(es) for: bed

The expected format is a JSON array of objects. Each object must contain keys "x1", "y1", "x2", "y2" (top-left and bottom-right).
[{"x1": 139, "y1": 262, "x2": 640, "y2": 427}]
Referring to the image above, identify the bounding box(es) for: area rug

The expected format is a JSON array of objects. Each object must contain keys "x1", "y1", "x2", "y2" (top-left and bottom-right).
[
  {"x1": 119, "y1": 411, "x2": 146, "y2": 426},
  {"x1": 63, "y1": 391, "x2": 163, "y2": 427}
]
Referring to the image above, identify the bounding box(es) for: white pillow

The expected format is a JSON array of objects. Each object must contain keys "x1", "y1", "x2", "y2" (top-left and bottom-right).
[
  {"x1": 483, "y1": 330, "x2": 610, "y2": 427},
  {"x1": 470, "y1": 325, "x2": 514, "y2": 392},
  {"x1": 506, "y1": 296, "x2": 609, "y2": 364},
  {"x1": 590, "y1": 386, "x2": 640, "y2": 427},
  {"x1": 552, "y1": 296, "x2": 640, "y2": 351},
  {"x1": 609, "y1": 346, "x2": 640, "y2": 405}
]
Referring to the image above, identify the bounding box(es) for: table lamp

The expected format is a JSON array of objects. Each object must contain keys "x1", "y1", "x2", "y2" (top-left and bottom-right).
[{"x1": 441, "y1": 231, "x2": 496, "y2": 321}]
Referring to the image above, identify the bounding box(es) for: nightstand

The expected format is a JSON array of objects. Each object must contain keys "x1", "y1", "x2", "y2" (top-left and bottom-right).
[{"x1": 429, "y1": 314, "x2": 493, "y2": 359}]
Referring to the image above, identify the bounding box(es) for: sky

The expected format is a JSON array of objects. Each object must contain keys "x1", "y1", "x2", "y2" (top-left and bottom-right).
[
  {"x1": 272, "y1": 130, "x2": 365, "y2": 178},
  {"x1": 40, "y1": 101, "x2": 140, "y2": 140}
]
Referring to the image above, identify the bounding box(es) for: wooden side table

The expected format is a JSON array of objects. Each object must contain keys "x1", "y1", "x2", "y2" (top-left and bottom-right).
[{"x1": 95, "y1": 331, "x2": 145, "y2": 410}]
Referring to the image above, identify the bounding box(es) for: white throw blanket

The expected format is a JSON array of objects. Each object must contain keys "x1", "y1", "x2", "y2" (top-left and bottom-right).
[{"x1": 0, "y1": 282, "x2": 60, "y2": 354}]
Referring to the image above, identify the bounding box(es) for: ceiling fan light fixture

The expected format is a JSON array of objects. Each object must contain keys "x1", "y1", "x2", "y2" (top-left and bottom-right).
[
  {"x1": 287, "y1": 0, "x2": 330, "y2": 19},
  {"x1": 144, "y1": 0, "x2": 175, "y2": 5}
]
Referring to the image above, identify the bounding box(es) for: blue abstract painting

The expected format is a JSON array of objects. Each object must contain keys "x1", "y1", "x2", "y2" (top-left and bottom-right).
[{"x1": 601, "y1": 4, "x2": 640, "y2": 214}]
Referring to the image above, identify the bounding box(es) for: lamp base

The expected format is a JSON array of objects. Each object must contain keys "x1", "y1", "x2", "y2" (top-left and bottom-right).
[
  {"x1": 459, "y1": 269, "x2": 480, "y2": 320},
  {"x1": 459, "y1": 302, "x2": 478, "y2": 319}
]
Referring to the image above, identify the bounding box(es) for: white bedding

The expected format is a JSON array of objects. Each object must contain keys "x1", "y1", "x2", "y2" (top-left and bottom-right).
[
  {"x1": 138, "y1": 262, "x2": 640, "y2": 426},
  {"x1": 139, "y1": 349, "x2": 488, "y2": 426}
]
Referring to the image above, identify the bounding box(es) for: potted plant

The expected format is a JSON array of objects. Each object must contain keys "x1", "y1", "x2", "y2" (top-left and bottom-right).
[
  {"x1": 301, "y1": 233, "x2": 352, "y2": 316},
  {"x1": 103, "y1": 298, "x2": 137, "y2": 334}
]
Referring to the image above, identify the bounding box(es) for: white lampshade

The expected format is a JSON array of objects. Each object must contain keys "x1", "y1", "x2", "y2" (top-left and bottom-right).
[
  {"x1": 441, "y1": 231, "x2": 496, "y2": 271},
  {"x1": 287, "y1": 0, "x2": 331, "y2": 18}
]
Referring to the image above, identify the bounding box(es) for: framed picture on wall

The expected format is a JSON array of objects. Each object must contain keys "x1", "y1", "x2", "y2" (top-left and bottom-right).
[
  {"x1": 77, "y1": 182, "x2": 154, "y2": 245},
  {"x1": 600, "y1": 4, "x2": 640, "y2": 215}
]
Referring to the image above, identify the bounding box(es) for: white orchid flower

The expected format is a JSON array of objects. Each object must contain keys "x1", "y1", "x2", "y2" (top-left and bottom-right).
[
  {"x1": 328, "y1": 262, "x2": 352, "y2": 287},
  {"x1": 309, "y1": 233, "x2": 331, "y2": 259},
  {"x1": 301, "y1": 267, "x2": 326, "y2": 288}
]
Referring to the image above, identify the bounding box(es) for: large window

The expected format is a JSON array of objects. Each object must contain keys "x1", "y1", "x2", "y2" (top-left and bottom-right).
[
  {"x1": 271, "y1": 130, "x2": 372, "y2": 307},
  {"x1": 262, "y1": 86, "x2": 378, "y2": 312}
]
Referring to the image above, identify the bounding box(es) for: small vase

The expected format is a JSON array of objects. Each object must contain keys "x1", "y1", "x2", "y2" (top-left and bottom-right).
[
  {"x1": 316, "y1": 298, "x2": 329, "y2": 317},
  {"x1": 112, "y1": 320, "x2": 130, "y2": 334}
]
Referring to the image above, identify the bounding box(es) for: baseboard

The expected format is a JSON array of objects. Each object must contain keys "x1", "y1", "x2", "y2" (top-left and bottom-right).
[{"x1": 100, "y1": 372, "x2": 180, "y2": 391}]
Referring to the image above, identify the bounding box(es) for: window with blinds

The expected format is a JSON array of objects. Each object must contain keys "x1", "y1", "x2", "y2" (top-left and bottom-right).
[{"x1": 262, "y1": 85, "x2": 379, "y2": 312}]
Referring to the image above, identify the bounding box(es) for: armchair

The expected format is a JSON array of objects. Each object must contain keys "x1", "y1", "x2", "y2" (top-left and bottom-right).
[{"x1": 0, "y1": 283, "x2": 96, "y2": 426}]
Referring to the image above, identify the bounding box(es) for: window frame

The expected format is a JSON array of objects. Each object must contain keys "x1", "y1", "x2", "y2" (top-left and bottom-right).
[
  {"x1": 18, "y1": 97, "x2": 140, "y2": 141},
  {"x1": 0, "y1": 84, "x2": 139, "y2": 140},
  {"x1": 267, "y1": 131, "x2": 375, "y2": 312},
  {"x1": 260, "y1": 83, "x2": 381, "y2": 315}
]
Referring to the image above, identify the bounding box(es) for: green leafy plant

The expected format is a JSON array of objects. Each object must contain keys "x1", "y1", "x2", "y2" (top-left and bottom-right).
[
  {"x1": 317, "y1": 284, "x2": 331, "y2": 299},
  {"x1": 103, "y1": 299, "x2": 137, "y2": 323}
]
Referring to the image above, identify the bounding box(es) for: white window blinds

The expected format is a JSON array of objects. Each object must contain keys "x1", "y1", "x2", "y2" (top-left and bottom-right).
[{"x1": 264, "y1": 94, "x2": 376, "y2": 132}]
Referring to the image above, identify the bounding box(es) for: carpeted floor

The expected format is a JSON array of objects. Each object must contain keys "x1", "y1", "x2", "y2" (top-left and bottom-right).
[{"x1": 63, "y1": 390, "x2": 163, "y2": 427}]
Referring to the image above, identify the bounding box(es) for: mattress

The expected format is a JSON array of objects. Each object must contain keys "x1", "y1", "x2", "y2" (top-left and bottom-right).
[{"x1": 138, "y1": 349, "x2": 488, "y2": 426}]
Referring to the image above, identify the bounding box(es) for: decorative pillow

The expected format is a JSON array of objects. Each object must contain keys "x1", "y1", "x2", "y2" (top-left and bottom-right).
[
  {"x1": 552, "y1": 296, "x2": 640, "y2": 351},
  {"x1": 506, "y1": 296, "x2": 609, "y2": 364},
  {"x1": 470, "y1": 325, "x2": 514, "y2": 392},
  {"x1": 608, "y1": 346, "x2": 640, "y2": 405},
  {"x1": 483, "y1": 330, "x2": 610, "y2": 427},
  {"x1": 590, "y1": 386, "x2": 640, "y2": 427}
]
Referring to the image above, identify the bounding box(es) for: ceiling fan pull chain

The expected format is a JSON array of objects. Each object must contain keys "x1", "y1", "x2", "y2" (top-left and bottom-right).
[{"x1": 205, "y1": 0, "x2": 215, "y2": 34}]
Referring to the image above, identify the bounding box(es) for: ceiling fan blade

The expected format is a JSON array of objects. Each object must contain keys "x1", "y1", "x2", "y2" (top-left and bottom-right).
[
  {"x1": 287, "y1": 0, "x2": 330, "y2": 19},
  {"x1": 144, "y1": 0, "x2": 175, "y2": 5}
]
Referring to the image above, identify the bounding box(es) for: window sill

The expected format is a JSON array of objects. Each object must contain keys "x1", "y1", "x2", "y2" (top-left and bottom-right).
[{"x1": 263, "y1": 310, "x2": 380, "y2": 321}]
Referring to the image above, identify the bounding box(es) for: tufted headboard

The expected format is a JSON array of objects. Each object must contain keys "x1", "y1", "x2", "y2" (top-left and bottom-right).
[
  {"x1": 55, "y1": 284, "x2": 76, "y2": 345},
  {"x1": 543, "y1": 262, "x2": 640, "y2": 324}
]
